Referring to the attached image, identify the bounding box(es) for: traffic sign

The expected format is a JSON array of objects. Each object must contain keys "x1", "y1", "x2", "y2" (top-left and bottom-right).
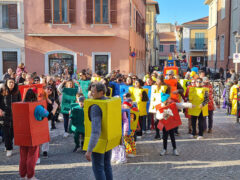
[{"x1": 233, "y1": 53, "x2": 240, "y2": 63}]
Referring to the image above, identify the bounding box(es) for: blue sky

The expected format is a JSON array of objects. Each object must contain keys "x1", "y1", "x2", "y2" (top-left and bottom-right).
[{"x1": 156, "y1": 0, "x2": 209, "y2": 25}]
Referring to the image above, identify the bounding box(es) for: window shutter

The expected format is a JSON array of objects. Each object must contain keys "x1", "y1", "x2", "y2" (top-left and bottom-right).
[
  {"x1": 86, "y1": 0, "x2": 93, "y2": 24},
  {"x1": 44, "y1": 0, "x2": 52, "y2": 23},
  {"x1": 136, "y1": 12, "x2": 139, "y2": 33},
  {"x1": 8, "y1": 4, "x2": 18, "y2": 29},
  {"x1": 69, "y1": 0, "x2": 76, "y2": 23},
  {"x1": 110, "y1": 0, "x2": 117, "y2": 24}
]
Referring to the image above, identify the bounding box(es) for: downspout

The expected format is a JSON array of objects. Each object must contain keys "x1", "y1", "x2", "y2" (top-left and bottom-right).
[
  {"x1": 214, "y1": 0, "x2": 219, "y2": 73},
  {"x1": 226, "y1": 0, "x2": 232, "y2": 70}
]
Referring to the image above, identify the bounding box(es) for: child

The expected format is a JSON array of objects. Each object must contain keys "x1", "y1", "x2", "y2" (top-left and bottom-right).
[
  {"x1": 156, "y1": 92, "x2": 192, "y2": 156},
  {"x1": 69, "y1": 96, "x2": 85, "y2": 152},
  {"x1": 19, "y1": 89, "x2": 49, "y2": 180},
  {"x1": 111, "y1": 100, "x2": 131, "y2": 164}
]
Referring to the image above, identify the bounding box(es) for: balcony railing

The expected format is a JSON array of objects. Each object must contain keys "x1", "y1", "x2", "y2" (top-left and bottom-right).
[{"x1": 190, "y1": 39, "x2": 208, "y2": 50}]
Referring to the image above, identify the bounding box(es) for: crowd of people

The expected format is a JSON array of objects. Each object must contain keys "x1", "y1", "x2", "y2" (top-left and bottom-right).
[{"x1": 0, "y1": 63, "x2": 239, "y2": 180}]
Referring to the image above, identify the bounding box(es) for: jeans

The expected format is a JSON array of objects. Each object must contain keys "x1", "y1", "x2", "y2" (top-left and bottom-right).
[
  {"x1": 191, "y1": 112, "x2": 204, "y2": 136},
  {"x1": 63, "y1": 114, "x2": 69, "y2": 133},
  {"x1": 147, "y1": 113, "x2": 153, "y2": 130},
  {"x1": 3, "y1": 126, "x2": 14, "y2": 150},
  {"x1": 92, "y1": 150, "x2": 113, "y2": 180}
]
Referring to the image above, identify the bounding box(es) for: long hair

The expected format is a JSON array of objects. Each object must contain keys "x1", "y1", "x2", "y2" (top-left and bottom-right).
[
  {"x1": 24, "y1": 89, "x2": 37, "y2": 102},
  {"x1": 1, "y1": 78, "x2": 19, "y2": 96}
]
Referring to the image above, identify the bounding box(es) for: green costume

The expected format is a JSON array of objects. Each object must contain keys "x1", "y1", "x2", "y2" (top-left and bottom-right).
[
  {"x1": 69, "y1": 103, "x2": 85, "y2": 148},
  {"x1": 61, "y1": 88, "x2": 77, "y2": 114},
  {"x1": 78, "y1": 80, "x2": 91, "y2": 99}
]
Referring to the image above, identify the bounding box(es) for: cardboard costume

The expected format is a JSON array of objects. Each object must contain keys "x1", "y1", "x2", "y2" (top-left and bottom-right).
[
  {"x1": 156, "y1": 103, "x2": 182, "y2": 131},
  {"x1": 130, "y1": 108, "x2": 139, "y2": 131},
  {"x1": 149, "y1": 85, "x2": 168, "y2": 113},
  {"x1": 69, "y1": 103, "x2": 84, "y2": 134},
  {"x1": 143, "y1": 86, "x2": 152, "y2": 113},
  {"x1": 188, "y1": 87, "x2": 209, "y2": 117},
  {"x1": 129, "y1": 87, "x2": 148, "y2": 116},
  {"x1": 78, "y1": 80, "x2": 91, "y2": 99},
  {"x1": 19, "y1": 84, "x2": 44, "y2": 101},
  {"x1": 61, "y1": 88, "x2": 78, "y2": 114},
  {"x1": 83, "y1": 97, "x2": 122, "y2": 154},
  {"x1": 120, "y1": 84, "x2": 132, "y2": 101},
  {"x1": 230, "y1": 84, "x2": 239, "y2": 115},
  {"x1": 164, "y1": 79, "x2": 180, "y2": 102},
  {"x1": 12, "y1": 100, "x2": 50, "y2": 146},
  {"x1": 164, "y1": 66, "x2": 179, "y2": 76}
]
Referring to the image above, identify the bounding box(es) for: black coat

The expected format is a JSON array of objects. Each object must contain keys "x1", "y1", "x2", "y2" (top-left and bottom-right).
[{"x1": 0, "y1": 90, "x2": 21, "y2": 127}]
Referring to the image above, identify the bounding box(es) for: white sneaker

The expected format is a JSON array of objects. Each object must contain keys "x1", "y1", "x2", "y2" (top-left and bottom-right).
[
  {"x1": 146, "y1": 130, "x2": 151, "y2": 134},
  {"x1": 160, "y1": 149, "x2": 167, "y2": 156},
  {"x1": 127, "y1": 154, "x2": 136, "y2": 158},
  {"x1": 6, "y1": 150, "x2": 12, "y2": 157},
  {"x1": 173, "y1": 149, "x2": 180, "y2": 156},
  {"x1": 116, "y1": 159, "x2": 127, "y2": 164},
  {"x1": 36, "y1": 158, "x2": 40, "y2": 165},
  {"x1": 142, "y1": 131, "x2": 146, "y2": 134},
  {"x1": 190, "y1": 135, "x2": 197, "y2": 139},
  {"x1": 63, "y1": 132, "x2": 69, "y2": 138},
  {"x1": 197, "y1": 136, "x2": 204, "y2": 140},
  {"x1": 111, "y1": 159, "x2": 116, "y2": 163},
  {"x1": 137, "y1": 136, "x2": 142, "y2": 140},
  {"x1": 20, "y1": 176, "x2": 27, "y2": 180}
]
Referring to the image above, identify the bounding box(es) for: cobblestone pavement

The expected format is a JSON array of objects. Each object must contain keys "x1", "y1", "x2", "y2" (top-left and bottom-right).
[{"x1": 1, "y1": 109, "x2": 240, "y2": 180}]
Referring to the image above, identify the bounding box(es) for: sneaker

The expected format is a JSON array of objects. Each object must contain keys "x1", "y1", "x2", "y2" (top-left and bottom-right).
[
  {"x1": 175, "y1": 132, "x2": 180, "y2": 136},
  {"x1": 208, "y1": 129, "x2": 212, "y2": 133},
  {"x1": 63, "y1": 132, "x2": 69, "y2": 138},
  {"x1": 197, "y1": 136, "x2": 204, "y2": 140},
  {"x1": 36, "y1": 158, "x2": 40, "y2": 165},
  {"x1": 137, "y1": 136, "x2": 142, "y2": 140},
  {"x1": 27, "y1": 176, "x2": 39, "y2": 180},
  {"x1": 127, "y1": 154, "x2": 136, "y2": 158},
  {"x1": 142, "y1": 131, "x2": 146, "y2": 134},
  {"x1": 160, "y1": 149, "x2": 167, "y2": 156},
  {"x1": 20, "y1": 176, "x2": 27, "y2": 180},
  {"x1": 190, "y1": 135, "x2": 197, "y2": 139},
  {"x1": 43, "y1": 151, "x2": 48, "y2": 158},
  {"x1": 173, "y1": 149, "x2": 179, "y2": 156},
  {"x1": 116, "y1": 159, "x2": 127, "y2": 164},
  {"x1": 111, "y1": 159, "x2": 117, "y2": 163},
  {"x1": 73, "y1": 146, "x2": 80, "y2": 153},
  {"x1": 6, "y1": 150, "x2": 12, "y2": 157},
  {"x1": 154, "y1": 134, "x2": 161, "y2": 140},
  {"x1": 146, "y1": 130, "x2": 151, "y2": 134}
]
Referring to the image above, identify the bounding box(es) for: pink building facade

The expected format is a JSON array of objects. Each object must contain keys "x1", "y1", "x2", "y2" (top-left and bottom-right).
[{"x1": 24, "y1": 0, "x2": 146, "y2": 76}]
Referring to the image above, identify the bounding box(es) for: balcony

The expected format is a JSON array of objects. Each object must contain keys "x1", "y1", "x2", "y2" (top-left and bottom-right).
[{"x1": 190, "y1": 39, "x2": 208, "y2": 51}]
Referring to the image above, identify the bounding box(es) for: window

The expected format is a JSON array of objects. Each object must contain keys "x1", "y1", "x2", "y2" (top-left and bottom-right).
[
  {"x1": 94, "y1": 0, "x2": 109, "y2": 24},
  {"x1": 53, "y1": 0, "x2": 68, "y2": 23},
  {"x1": 48, "y1": 53, "x2": 74, "y2": 75},
  {"x1": 170, "y1": 45, "x2": 175, "y2": 52},
  {"x1": 213, "y1": 39, "x2": 216, "y2": 61},
  {"x1": 195, "y1": 33, "x2": 205, "y2": 49},
  {"x1": 2, "y1": 51, "x2": 18, "y2": 74},
  {"x1": 95, "y1": 55, "x2": 109, "y2": 75},
  {"x1": 233, "y1": 0, "x2": 238, "y2": 10},
  {"x1": 0, "y1": 4, "x2": 18, "y2": 29},
  {"x1": 159, "y1": 45, "x2": 163, "y2": 52},
  {"x1": 221, "y1": 0, "x2": 226, "y2": 19},
  {"x1": 44, "y1": 0, "x2": 76, "y2": 24},
  {"x1": 220, "y1": 35, "x2": 225, "y2": 61}
]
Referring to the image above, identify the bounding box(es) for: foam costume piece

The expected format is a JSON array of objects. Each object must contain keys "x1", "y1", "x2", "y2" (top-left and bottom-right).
[
  {"x1": 120, "y1": 84, "x2": 132, "y2": 101},
  {"x1": 164, "y1": 66, "x2": 179, "y2": 76},
  {"x1": 78, "y1": 80, "x2": 91, "y2": 99},
  {"x1": 91, "y1": 77, "x2": 101, "y2": 82},
  {"x1": 34, "y1": 105, "x2": 49, "y2": 121},
  {"x1": 61, "y1": 88, "x2": 78, "y2": 114},
  {"x1": 143, "y1": 86, "x2": 152, "y2": 113},
  {"x1": 156, "y1": 103, "x2": 182, "y2": 131},
  {"x1": 188, "y1": 86, "x2": 209, "y2": 117},
  {"x1": 129, "y1": 87, "x2": 148, "y2": 116},
  {"x1": 179, "y1": 79, "x2": 191, "y2": 95},
  {"x1": 122, "y1": 109, "x2": 132, "y2": 135},
  {"x1": 130, "y1": 108, "x2": 139, "y2": 131},
  {"x1": 109, "y1": 82, "x2": 122, "y2": 96},
  {"x1": 83, "y1": 97, "x2": 122, "y2": 154},
  {"x1": 12, "y1": 100, "x2": 50, "y2": 146},
  {"x1": 69, "y1": 103, "x2": 84, "y2": 134},
  {"x1": 164, "y1": 79, "x2": 180, "y2": 102},
  {"x1": 19, "y1": 84, "x2": 44, "y2": 101},
  {"x1": 149, "y1": 85, "x2": 168, "y2": 113},
  {"x1": 191, "y1": 67, "x2": 199, "y2": 73},
  {"x1": 230, "y1": 84, "x2": 239, "y2": 115},
  {"x1": 161, "y1": 92, "x2": 170, "y2": 102}
]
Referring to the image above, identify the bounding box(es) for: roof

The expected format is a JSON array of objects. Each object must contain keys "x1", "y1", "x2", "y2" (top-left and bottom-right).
[
  {"x1": 147, "y1": 0, "x2": 160, "y2": 14},
  {"x1": 159, "y1": 32, "x2": 176, "y2": 42},
  {"x1": 182, "y1": 16, "x2": 209, "y2": 25}
]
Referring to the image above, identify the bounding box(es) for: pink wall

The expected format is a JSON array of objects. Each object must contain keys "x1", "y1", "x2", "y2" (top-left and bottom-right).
[
  {"x1": 159, "y1": 43, "x2": 176, "y2": 57},
  {"x1": 24, "y1": 0, "x2": 135, "y2": 75}
]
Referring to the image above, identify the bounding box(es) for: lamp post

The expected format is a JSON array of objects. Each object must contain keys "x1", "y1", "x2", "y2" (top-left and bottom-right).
[{"x1": 234, "y1": 32, "x2": 240, "y2": 73}]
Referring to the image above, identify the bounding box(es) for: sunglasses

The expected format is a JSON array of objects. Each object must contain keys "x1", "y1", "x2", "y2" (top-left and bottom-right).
[{"x1": 196, "y1": 81, "x2": 202, "y2": 83}]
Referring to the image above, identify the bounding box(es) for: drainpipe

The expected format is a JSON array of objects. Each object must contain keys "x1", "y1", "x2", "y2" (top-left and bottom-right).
[{"x1": 226, "y1": 0, "x2": 232, "y2": 70}]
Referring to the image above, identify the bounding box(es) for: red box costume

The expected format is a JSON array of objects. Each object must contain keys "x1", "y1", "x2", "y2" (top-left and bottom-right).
[{"x1": 12, "y1": 100, "x2": 50, "y2": 146}]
